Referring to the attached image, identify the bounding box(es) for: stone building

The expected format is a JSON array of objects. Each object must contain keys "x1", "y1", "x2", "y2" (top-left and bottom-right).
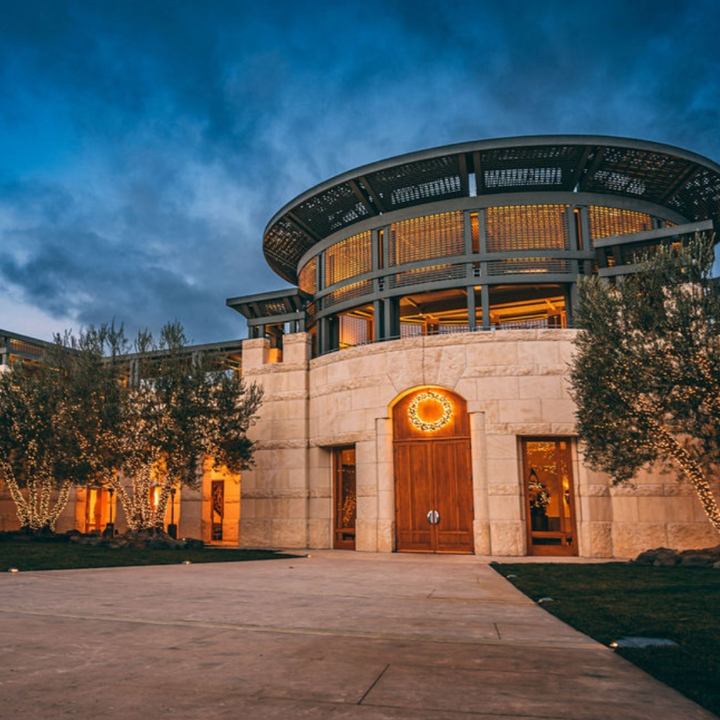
[
  {"x1": 227, "y1": 135, "x2": 720, "y2": 558},
  {"x1": 2, "y1": 135, "x2": 720, "y2": 556}
]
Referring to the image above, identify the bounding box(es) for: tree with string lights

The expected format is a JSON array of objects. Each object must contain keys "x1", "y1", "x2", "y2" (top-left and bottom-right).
[
  {"x1": 0, "y1": 322, "x2": 262, "y2": 534},
  {"x1": 0, "y1": 326, "x2": 123, "y2": 531},
  {"x1": 570, "y1": 235, "x2": 720, "y2": 534},
  {"x1": 107, "y1": 322, "x2": 263, "y2": 533}
]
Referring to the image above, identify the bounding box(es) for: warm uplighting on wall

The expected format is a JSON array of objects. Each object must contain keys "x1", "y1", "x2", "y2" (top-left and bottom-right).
[{"x1": 408, "y1": 390, "x2": 453, "y2": 432}]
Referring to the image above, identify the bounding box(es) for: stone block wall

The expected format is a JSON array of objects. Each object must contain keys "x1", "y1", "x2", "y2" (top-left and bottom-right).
[
  {"x1": 239, "y1": 334, "x2": 312, "y2": 548},
  {"x1": 236, "y1": 330, "x2": 718, "y2": 556}
]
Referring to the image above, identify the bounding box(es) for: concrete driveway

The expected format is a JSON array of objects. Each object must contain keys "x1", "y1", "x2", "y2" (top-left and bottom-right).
[{"x1": 0, "y1": 551, "x2": 714, "y2": 719}]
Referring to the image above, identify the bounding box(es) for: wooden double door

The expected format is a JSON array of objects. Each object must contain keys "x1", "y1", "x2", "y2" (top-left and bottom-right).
[{"x1": 393, "y1": 389, "x2": 474, "y2": 554}]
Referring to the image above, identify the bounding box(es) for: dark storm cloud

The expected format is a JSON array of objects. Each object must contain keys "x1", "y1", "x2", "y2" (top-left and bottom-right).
[
  {"x1": 0, "y1": 185, "x2": 242, "y2": 340},
  {"x1": 381, "y1": 0, "x2": 720, "y2": 147},
  {"x1": 1, "y1": 0, "x2": 719, "y2": 341}
]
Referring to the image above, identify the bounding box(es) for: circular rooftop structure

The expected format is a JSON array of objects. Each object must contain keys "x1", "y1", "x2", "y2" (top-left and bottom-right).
[
  {"x1": 263, "y1": 135, "x2": 720, "y2": 284},
  {"x1": 229, "y1": 135, "x2": 720, "y2": 355}
]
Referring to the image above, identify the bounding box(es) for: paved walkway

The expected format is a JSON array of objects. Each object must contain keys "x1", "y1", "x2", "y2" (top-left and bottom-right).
[{"x1": 0, "y1": 551, "x2": 715, "y2": 719}]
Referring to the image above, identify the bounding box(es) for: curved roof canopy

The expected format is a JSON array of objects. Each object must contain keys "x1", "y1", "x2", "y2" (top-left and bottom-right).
[{"x1": 263, "y1": 135, "x2": 720, "y2": 284}]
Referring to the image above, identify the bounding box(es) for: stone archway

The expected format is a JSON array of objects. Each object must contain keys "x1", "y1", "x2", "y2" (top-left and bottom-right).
[{"x1": 392, "y1": 387, "x2": 473, "y2": 554}]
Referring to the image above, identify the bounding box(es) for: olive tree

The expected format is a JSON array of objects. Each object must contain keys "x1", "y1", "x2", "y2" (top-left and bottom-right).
[
  {"x1": 0, "y1": 326, "x2": 123, "y2": 531},
  {"x1": 109, "y1": 322, "x2": 263, "y2": 532},
  {"x1": 569, "y1": 235, "x2": 720, "y2": 533},
  {"x1": 0, "y1": 322, "x2": 263, "y2": 534}
]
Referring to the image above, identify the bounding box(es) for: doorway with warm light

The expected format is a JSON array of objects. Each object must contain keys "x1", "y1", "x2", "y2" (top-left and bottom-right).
[
  {"x1": 522, "y1": 438, "x2": 578, "y2": 556},
  {"x1": 393, "y1": 388, "x2": 474, "y2": 553},
  {"x1": 333, "y1": 446, "x2": 357, "y2": 549}
]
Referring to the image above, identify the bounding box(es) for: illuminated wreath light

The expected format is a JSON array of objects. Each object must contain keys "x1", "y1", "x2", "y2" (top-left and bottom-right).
[{"x1": 408, "y1": 391, "x2": 453, "y2": 432}]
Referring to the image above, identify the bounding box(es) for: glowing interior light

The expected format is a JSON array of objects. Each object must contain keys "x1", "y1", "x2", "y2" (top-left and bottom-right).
[{"x1": 408, "y1": 390, "x2": 453, "y2": 432}]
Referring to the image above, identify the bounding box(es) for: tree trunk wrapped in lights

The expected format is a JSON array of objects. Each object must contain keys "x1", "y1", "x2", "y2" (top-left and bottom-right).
[
  {"x1": 99, "y1": 322, "x2": 263, "y2": 533},
  {"x1": 0, "y1": 328, "x2": 114, "y2": 532},
  {"x1": 0, "y1": 322, "x2": 263, "y2": 534},
  {"x1": 570, "y1": 235, "x2": 720, "y2": 533}
]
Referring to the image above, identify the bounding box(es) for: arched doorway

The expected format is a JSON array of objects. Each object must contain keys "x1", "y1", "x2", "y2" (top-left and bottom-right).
[{"x1": 393, "y1": 387, "x2": 473, "y2": 553}]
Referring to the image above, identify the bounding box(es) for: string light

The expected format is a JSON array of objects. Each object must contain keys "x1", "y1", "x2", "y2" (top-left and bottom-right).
[
  {"x1": 408, "y1": 390, "x2": 453, "y2": 432},
  {"x1": 577, "y1": 313, "x2": 720, "y2": 533}
]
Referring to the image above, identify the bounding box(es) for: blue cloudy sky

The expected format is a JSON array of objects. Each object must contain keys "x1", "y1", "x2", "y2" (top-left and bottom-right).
[{"x1": 1, "y1": 0, "x2": 719, "y2": 343}]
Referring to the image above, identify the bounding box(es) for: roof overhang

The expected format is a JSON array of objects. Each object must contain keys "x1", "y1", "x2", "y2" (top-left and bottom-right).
[
  {"x1": 226, "y1": 288, "x2": 311, "y2": 324},
  {"x1": 262, "y1": 135, "x2": 720, "y2": 284}
]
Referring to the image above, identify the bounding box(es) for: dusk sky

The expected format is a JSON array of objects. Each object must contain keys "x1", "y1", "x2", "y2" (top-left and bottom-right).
[{"x1": 2, "y1": 0, "x2": 720, "y2": 344}]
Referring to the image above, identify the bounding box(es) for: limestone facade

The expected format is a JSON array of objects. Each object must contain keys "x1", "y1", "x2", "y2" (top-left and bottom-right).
[
  {"x1": 237, "y1": 329, "x2": 719, "y2": 558},
  {"x1": 3, "y1": 136, "x2": 720, "y2": 554}
]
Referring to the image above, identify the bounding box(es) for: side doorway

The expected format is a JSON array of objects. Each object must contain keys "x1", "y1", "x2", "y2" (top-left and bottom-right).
[
  {"x1": 333, "y1": 446, "x2": 356, "y2": 550},
  {"x1": 522, "y1": 438, "x2": 578, "y2": 556},
  {"x1": 80, "y1": 487, "x2": 113, "y2": 534},
  {"x1": 201, "y1": 458, "x2": 241, "y2": 545},
  {"x1": 211, "y1": 480, "x2": 224, "y2": 541}
]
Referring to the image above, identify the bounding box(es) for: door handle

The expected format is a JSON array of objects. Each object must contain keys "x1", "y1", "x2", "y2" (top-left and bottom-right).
[{"x1": 426, "y1": 510, "x2": 440, "y2": 525}]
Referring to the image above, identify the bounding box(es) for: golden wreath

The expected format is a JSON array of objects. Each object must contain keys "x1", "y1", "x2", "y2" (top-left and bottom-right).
[{"x1": 408, "y1": 390, "x2": 453, "y2": 432}]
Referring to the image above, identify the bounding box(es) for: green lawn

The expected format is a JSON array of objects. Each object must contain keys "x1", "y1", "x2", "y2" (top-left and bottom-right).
[
  {"x1": 494, "y1": 562, "x2": 720, "y2": 718},
  {"x1": 0, "y1": 538, "x2": 299, "y2": 571}
]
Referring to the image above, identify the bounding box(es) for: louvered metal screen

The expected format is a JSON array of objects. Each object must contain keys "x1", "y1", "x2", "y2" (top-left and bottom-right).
[
  {"x1": 322, "y1": 280, "x2": 373, "y2": 308},
  {"x1": 668, "y1": 166, "x2": 720, "y2": 222},
  {"x1": 364, "y1": 155, "x2": 463, "y2": 211},
  {"x1": 390, "y1": 263, "x2": 466, "y2": 288},
  {"x1": 339, "y1": 315, "x2": 371, "y2": 347},
  {"x1": 438, "y1": 324, "x2": 471, "y2": 334},
  {"x1": 400, "y1": 323, "x2": 424, "y2": 338},
  {"x1": 263, "y1": 301, "x2": 287, "y2": 315},
  {"x1": 298, "y1": 257, "x2": 318, "y2": 295},
  {"x1": 584, "y1": 148, "x2": 692, "y2": 203},
  {"x1": 588, "y1": 207, "x2": 653, "y2": 241},
  {"x1": 389, "y1": 212, "x2": 464, "y2": 266},
  {"x1": 325, "y1": 231, "x2": 372, "y2": 287},
  {"x1": 485, "y1": 205, "x2": 570, "y2": 252},
  {"x1": 486, "y1": 258, "x2": 571, "y2": 275},
  {"x1": 480, "y1": 145, "x2": 584, "y2": 193},
  {"x1": 293, "y1": 183, "x2": 371, "y2": 238},
  {"x1": 617, "y1": 241, "x2": 669, "y2": 265},
  {"x1": 499, "y1": 318, "x2": 551, "y2": 330},
  {"x1": 264, "y1": 217, "x2": 314, "y2": 282}
]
